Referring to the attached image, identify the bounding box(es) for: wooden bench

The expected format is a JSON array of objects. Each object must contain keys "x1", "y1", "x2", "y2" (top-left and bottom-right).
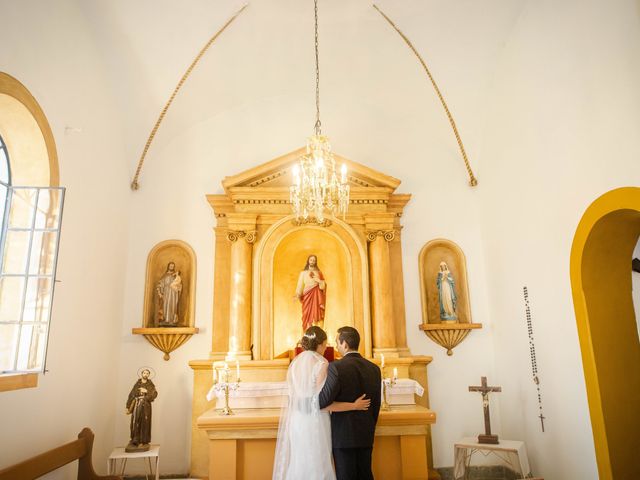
[{"x1": 0, "y1": 428, "x2": 121, "y2": 480}]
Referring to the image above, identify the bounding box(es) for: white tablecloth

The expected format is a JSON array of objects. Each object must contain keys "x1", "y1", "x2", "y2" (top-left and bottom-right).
[
  {"x1": 453, "y1": 437, "x2": 531, "y2": 479},
  {"x1": 206, "y1": 378, "x2": 425, "y2": 407}
]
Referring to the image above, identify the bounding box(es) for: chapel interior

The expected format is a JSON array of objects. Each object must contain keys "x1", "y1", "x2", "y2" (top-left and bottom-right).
[{"x1": 0, "y1": 1, "x2": 639, "y2": 480}]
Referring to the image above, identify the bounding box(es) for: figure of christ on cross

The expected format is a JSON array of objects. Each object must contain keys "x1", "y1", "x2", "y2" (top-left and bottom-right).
[{"x1": 469, "y1": 376, "x2": 502, "y2": 444}]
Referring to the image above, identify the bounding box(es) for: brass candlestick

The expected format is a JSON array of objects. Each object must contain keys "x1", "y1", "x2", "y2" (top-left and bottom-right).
[
  {"x1": 213, "y1": 364, "x2": 241, "y2": 416},
  {"x1": 380, "y1": 365, "x2": 397, "y2": 411}
]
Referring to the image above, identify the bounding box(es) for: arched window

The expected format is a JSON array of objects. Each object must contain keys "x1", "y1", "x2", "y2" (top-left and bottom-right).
[
  {"x1": 0, "y1": 73, "x2": 64, "y2": 389},
  {"x1": 0, "y1": 134, "x2": 10, "y2": 220}
]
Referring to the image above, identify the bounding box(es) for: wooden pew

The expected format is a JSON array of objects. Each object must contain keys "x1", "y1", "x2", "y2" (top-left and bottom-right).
[{"x1": 0, "y1": 428, "x2": 121, "y2": 480}]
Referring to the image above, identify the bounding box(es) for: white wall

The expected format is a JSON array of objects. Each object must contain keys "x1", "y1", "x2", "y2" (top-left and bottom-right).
[
  {"x1": 477, "y1": 0, "x2": 640, "y2": 479},
  {"x1": 2, "y1": 1, "x2": 640, "y2": 479},
  {"x1": 0, "y1": 1, "x2": 130, "y2": 477},
  {"x1": 109, "y1": 0, "x2": 525, "y2": 473}
]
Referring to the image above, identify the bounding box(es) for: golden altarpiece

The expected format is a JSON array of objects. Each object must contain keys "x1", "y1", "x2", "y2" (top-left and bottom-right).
[{"x1": 189, "y1": 148, "x2": 438, "y2": 479}]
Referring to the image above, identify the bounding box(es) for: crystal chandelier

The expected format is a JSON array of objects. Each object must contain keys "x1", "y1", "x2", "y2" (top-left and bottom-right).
[{"x1": 290, "y1": 0, "x2": 349, "y2": 223}]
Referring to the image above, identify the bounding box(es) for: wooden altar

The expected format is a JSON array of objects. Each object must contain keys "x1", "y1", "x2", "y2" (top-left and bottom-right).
[{"x1": 189, "y1": 148, "x2": 439, "y2": 478}]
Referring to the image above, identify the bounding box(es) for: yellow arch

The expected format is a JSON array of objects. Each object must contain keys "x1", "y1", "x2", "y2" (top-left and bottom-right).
[
  {"x1": 0, "y1": 72, "x2": 59, "y2": 186},
  {"x1": 570, "y1": 187, "x2": 640, "y2": 480}
]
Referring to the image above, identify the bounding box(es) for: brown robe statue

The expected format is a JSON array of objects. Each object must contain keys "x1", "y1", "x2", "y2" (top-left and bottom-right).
[{"x1": 125, "y1": 369, "x2": 158, "y2": 452}]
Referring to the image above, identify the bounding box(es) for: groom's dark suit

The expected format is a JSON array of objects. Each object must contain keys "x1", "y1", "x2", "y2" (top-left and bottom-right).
[{"x1": 319, "y1": 352, "x2": 381, "y2": 480}]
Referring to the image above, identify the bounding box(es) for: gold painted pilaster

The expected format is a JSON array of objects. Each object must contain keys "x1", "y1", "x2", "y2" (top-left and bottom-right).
[
  {"x1": 366, "y1": 214, "x2": 399, "y2": 357},
  {"x1": 226, "y1": 215, "x2": 257, "y2": 360}
]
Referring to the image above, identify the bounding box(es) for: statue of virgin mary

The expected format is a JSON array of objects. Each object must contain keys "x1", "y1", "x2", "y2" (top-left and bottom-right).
[{"x1": 437, "y1": 261, "x2": 458, "y2": 322}]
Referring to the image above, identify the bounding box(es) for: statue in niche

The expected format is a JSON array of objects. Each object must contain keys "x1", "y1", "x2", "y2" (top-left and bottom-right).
[
  {"x1": 294, "y1": 254, "x2": 327, "y2": 332},
  {"x1": 125, "y1": 368, "x2": 158, "y2": 452},
  {"x1": 437, "y1": 261, "x2": 458, "y2": 322},
  {"x1": 155, "y1": 261, "x2": 182, "y2": 326}
]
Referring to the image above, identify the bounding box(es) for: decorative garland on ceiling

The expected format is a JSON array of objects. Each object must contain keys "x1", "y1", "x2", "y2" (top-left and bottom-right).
[
  {"x1": 130, "y1": 4, "x2": 249, "y2": 190},
  {"x1": 131, "y1": 3, "x2": 478, "y2": 190},
  {"x1": 372, "y1": 4, "x2": 478, "y2": 187}
]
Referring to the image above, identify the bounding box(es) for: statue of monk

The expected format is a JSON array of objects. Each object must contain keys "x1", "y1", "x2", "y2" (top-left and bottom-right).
[
  {"x1": 295, "y1": 254, "x2": 327, "y2": 332},
  {"x1": 125, "y1": 368, "x2": 158, "y2": 452}
]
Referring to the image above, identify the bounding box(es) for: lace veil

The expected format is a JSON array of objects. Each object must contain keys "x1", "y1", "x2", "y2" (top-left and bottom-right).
[{"x1": 272, "y1": 350, "x2": 334, "y2": 480}]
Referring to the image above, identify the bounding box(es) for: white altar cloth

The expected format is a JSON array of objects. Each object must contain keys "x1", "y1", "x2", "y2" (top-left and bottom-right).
[{"x1": 206, "y1": 379, "x2": 424, "y2": 409}]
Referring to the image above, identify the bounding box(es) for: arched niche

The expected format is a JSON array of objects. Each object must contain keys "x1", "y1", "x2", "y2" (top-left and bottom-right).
[
  {"x1": 143, "y1": 239, "x2": 197, "y2": 328},
  {"x1": 253, "y1": 216, "x2": 371, "y2": 359},
  {"x1": 418, "y1": 238, "x2": 480, "y2": 355},
  {"x1": 419, "y1": 238, "x2": 472, "y2": 325},
  {"x1": 570, "y1": 187, "x2": 640, "y2": 480}
]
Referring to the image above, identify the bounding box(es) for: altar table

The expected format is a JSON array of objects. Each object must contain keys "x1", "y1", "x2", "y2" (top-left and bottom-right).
[{"x1": 197, "y1": 405, "x2": 436, "y2": 480}]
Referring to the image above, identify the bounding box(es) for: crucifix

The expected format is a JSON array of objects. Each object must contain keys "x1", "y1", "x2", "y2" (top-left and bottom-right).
[{"x1": 469, "y1": 376, "x2": 502, "y2": 444}]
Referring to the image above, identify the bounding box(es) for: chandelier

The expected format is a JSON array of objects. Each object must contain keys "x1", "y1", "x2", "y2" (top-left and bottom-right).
[{"x1": 290, "y1": 0, "x2": 349, "y2": 223}]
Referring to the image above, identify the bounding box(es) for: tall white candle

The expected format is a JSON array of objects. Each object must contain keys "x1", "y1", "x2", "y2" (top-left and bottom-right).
[
  {"x1": 212, "y1": 363, "x2": 217, "y2": 383},
  {"x1": 380, "y1": 354, "x2": 385, "y2": 369},
  {"x1": 236, "y1": 360, "x2": 240, "y2": 381},
  {"x1": 393, "y1": 367, "x2": 398, "y2": 380}
]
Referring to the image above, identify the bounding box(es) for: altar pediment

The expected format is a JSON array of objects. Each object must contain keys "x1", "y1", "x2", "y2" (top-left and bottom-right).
[
  {"x1": 210, "y1": 147, "x2": 410, "y2": 217},
  {"x1": 222, "y1": 147, "x2": 401, "y2": 191}
]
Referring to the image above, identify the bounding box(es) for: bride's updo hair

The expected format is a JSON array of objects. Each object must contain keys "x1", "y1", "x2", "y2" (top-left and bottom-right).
[{"x1": 300, "y1": 326, "x2": 328, "y2": 352}]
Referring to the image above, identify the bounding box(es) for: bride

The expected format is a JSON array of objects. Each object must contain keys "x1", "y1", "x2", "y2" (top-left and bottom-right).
[{"x1": 272, "y1": 326, "x2": 370, "y2": 480}]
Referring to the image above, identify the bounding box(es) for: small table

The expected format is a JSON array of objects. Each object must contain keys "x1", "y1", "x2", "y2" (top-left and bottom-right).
[
  {"x1": 454, "y1": 437, "x2": 531, "y2": 479},
  {"x1": 107, "y1": 445, "x2": 160, "y2": 480}
]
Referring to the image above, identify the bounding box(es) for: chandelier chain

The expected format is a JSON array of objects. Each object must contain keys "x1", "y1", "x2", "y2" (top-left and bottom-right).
[{"x1": 314, "y1": 0, "x2": 322, "y2": 135}]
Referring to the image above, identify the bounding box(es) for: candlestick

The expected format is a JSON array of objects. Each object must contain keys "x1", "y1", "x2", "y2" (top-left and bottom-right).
[
  {"x1": 211, "y1": 364, "x2": 241, "y2": 416},
  {"x1": 380, "y1": 367, "x2": 396, "y2": 412}
]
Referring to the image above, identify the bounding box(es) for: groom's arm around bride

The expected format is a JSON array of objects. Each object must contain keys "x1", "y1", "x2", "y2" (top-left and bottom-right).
[{"x1": 319, "y1": 326, "x2": 382, "y2": 480}]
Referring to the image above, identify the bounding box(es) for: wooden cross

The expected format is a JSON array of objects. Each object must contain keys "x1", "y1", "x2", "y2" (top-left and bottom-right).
[{"x1": 469, "y1": 376, "x2": 502, "y2": 444}]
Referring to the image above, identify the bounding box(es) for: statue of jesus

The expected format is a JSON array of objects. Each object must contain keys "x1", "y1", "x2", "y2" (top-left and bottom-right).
[{"x1": 295, "y1": 254, "x2": 327, "y2": 332}]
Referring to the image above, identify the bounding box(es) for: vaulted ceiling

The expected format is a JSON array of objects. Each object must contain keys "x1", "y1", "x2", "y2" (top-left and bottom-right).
[{"x1": 73, "y1": 0, "x2": 527, "y2": 163}]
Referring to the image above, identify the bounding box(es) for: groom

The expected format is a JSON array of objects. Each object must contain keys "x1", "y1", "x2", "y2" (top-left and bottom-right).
[{"x1": 319, "y1": 326, "x2": 381, "y2": 480}]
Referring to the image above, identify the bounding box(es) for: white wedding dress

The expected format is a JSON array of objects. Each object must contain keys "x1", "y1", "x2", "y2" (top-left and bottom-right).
[{"x1": 273, "y1": 350, "x2": 335, "y2": 480}]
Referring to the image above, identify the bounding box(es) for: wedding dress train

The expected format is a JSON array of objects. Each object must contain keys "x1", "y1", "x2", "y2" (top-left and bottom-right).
[{"x1": 273, "y1": 350, "x2": 335, "y2": 480}]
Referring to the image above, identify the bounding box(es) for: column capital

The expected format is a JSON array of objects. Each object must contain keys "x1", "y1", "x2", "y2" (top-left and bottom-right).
[
  {"x1": 227, "y1": 230, "x2": 257, "y2": 244},
  {"x1": 366, "y1": 230, "x2": 396, "y2": 242}
]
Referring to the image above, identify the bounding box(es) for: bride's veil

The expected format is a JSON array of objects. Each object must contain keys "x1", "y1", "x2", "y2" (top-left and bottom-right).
[{"x1": 272, "y1": 350, "x2": 332, "y2": 480}]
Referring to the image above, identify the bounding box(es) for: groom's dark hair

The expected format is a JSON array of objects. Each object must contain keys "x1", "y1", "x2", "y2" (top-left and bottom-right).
[{"x1": 337, "y1": 326, "x2": 360, "y2": 350}]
